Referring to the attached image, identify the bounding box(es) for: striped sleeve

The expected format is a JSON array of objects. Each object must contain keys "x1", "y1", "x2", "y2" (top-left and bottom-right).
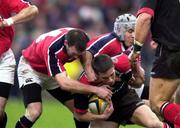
[{"x1": 47, "y1": 36, "x2": 65, "y2": 76}]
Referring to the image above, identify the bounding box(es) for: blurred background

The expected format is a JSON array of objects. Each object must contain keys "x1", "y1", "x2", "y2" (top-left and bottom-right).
[{"x1": 11, "y1": 0, "x2": 155, "y2": 97}]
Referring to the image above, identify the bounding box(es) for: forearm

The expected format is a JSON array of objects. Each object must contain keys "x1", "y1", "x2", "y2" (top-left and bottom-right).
[
  {"x1": 55, "y1": 73, "x2": 97, "y2": 94},
  {"x1": 1, "y1": 5, "x2": 38, "y2": 27},
  {"x1": 130, "y1": 64, "x2": 145, "y2": 88},
  {"x1": 12, "y1": 5, "x2": 38, "y2": 24},
  {"x1": 83, "y1": 51, "x2": 93, "y2": 72},
  {"x1": 135, "y1": 13, "x2": 152, "y2": 44}
]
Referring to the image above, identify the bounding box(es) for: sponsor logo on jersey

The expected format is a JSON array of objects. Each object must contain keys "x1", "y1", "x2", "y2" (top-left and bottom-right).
[{"x1": 25, "y1": 78, "x2": 33, "y2": 83}]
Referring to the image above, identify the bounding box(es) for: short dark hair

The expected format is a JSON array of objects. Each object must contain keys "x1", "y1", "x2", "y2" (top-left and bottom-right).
[
  {"x1": 66, "y1": 29, "x2": 90, "y2": 52},
  {"x1": 92, "y1": 54, "x2": 114, "y2": 74}
]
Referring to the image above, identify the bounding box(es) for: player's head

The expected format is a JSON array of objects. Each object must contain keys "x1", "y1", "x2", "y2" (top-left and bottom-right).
[
  {"x1": 114, "y1": 13, "x2": 136, "y2": 47},
  {"x1": 92, "y1": 54, "x2": 115, "y2": 86},
  {"x1": 65, "y1": 29, "x2": 90, "y2": 59}
]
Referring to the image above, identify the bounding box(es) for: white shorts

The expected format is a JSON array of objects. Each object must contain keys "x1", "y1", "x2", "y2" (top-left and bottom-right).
[
  {"x1": 18, "y1": 56, "x2": 59, "y2": 90},
  {"x1": 0, "y1": 49, "x2": 16, "y2": 84}
]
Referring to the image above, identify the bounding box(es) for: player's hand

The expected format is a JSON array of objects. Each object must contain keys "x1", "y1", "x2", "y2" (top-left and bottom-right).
[
  {"x1": 101, "y1": 101, "x2": 114, "y2": 120},
  {"x1": 130, "y1": 51, "x2": 140, "y2": 69},
  {"x1": 0, "y1": 18, "x2": 14, "y2": 29},
  {"x1": 95, "y1": 86, "x2": 112, "y2": 104}
]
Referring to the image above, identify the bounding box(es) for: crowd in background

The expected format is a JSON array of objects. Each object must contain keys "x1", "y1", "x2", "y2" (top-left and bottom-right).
[{"x1": 11, "y1": 0, "x2": 155, "y2": 96}]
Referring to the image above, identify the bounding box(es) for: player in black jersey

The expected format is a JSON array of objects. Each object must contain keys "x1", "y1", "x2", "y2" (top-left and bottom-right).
[
  {"x1": 74, "y1": 54, "x2": 171, "y2": 128},
  {"x1": 131, "y1": 0, "x2": 180, "y2": 126}
]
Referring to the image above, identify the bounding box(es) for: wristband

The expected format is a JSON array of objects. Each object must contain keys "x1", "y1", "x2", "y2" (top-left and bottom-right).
[
  {"x1": 4, "y1": 18, "x2": 14, "y2": 26},
  {"x1": 134, "y1": 40, "x2": 143, "y2": 53}
]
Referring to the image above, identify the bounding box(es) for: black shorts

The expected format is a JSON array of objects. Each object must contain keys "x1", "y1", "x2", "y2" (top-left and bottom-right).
[
  {"x1": 107, "y1": 89, "x2": 144, "y2": 125},
  {"x1": 151, "y1": 44, "x2": 180, "y2": 79},
  {"x1": 47, "y1": 87, "x2": 74, "y2": 104},
  {"x1": 141, "y1": 85, "x2": 149, "y2": 100}
]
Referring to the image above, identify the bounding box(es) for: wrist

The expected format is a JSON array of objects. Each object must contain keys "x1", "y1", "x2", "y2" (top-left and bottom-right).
[
  {"x1": 134, "y1": 40, "x2": 143, "y2": 54},
  {"x1": 4, "y1": 18, "x2": 14, "y2": 26},
  {"x1": 90, "y1": 86, "x2": 98, "y2": 95}
]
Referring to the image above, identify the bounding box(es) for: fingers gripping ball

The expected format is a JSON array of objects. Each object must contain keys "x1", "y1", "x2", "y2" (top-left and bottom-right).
[{"x1": 88, "y1": 95, "x2": 108, "y2": 114}]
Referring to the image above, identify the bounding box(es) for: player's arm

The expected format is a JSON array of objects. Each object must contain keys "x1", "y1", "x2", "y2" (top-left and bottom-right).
[
  {"x1": 54, "y1": 72, "x2": 112, "y2": 102},
  {"x1": 74, "y1": 103, "x2": 113, "y2": 122},
  {"x1": 1, "y1": 5, "x2": 38, "y2": 27},
  {"x1": 82, "y1": 51, "x2": 96, "y2": 81},
  {"x1": 130, "y1": 61, "x2": 145, "y2": 88}
]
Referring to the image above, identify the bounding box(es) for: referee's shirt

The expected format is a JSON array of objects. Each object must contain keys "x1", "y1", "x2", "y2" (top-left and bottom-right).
[{"x1": 137, "y1": 0, "x2": 180, "y2": 51}]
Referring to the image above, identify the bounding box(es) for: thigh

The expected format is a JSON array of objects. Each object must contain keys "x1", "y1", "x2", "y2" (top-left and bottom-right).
[
  {"x1": 90, "y1": 120, "x2": 118, "y2": 128},
  {"x1": 47, "y1": 87, "x2": 74, "y2": 105},
  {"x1": 175, "y1": 85, "x2": 180, "y2": 105},
  {"x1": 108, "y1": 89, "x2": 144, "y2": 124},
  {"x1": 18, "y1": 56, "x2": 42, "y2": 89},
  {"x1": 130, "y1": 105, "x2": 162, "y2": 128},
  {"x1": 149, "y1": 77, "x2": 180, "y2": 108},
  {"x1": 0, "y1": 49, "x2": 16, "y2": 84}
]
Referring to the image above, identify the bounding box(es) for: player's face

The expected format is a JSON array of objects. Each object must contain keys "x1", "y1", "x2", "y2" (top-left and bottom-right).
[
  {"x1": 124, "y1": 29, "x2": 134, "y2": 47},
  {"x1": 96, "y1": 67, "x2": 116, "y2": 86},
  {"x1": 66, "y1": 45, "x2": 84, "y2": 59}
]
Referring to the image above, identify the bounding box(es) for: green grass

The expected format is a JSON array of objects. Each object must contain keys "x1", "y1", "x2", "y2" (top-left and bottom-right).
[{"x1": 6, "y1": 94, "x2": 141, "y2": 128}]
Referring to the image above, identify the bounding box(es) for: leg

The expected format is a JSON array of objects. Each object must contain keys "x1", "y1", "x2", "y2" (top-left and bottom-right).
[
  {"x1": 90, "y1": 120, "x2": 118, "y2": 128},
  {"x1": 48, "y1": 88, "x2": 90, "y2": 128},
  {"x1": 0, "y1": 82, "x2": 11, "y2": 128},
  {"x1": 149, "y1": 77, "x2": 180, "y2": 125},
  {"x1": 16, "y1": 84, "x2": 42, "y2": 128},
  {"x1": 130, "y1": 104, "x2": 164, "y2": 128},
  {"x1": 175, "y1": 85, "x2": 180, "y2": 105}
]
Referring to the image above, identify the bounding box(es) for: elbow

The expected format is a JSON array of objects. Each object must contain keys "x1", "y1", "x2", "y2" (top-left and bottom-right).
[
  {"x1": 75, "y1": 116, "x2": 85, "y2": 122},
  {"x1": 31, "y1": 5, "x2": 39, "y2": 16},
  {"x1": 58, "y1": 80, "x2": 71, "y2": 91},
  {"x1": 55, "y1": 73, "x2": 71, "y2": 91},
  {"x1": 74, "y1": 113, "x2": 87, "y2": 122}
]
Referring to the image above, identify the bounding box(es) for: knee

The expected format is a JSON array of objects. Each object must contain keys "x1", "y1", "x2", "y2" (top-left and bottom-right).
[
  {"x1": 26, "y1": 104, "x2": 42, "y2": 121},
  {"x1": 149, "y1": 99, "x2": 163, "y2": 114},
  {"x1": 145, "y1": 117, "x2": 163, "y2": 128}
]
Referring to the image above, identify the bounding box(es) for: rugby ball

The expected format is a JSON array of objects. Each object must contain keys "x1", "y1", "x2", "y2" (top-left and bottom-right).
[{"x1": 88, "y1": 95, "x2": 108, "y2": 114}]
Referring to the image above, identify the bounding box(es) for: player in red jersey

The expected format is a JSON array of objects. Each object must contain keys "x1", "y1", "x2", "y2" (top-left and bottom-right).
[
  {"x1": 74, "y1": 54, "x2": 173, "y2": 128},
  {"x1": 15, "y1": 28, "x2": 112, "y2": 128},
  {"x1": 83, "y1": 14, "x2": 144, "y2": 82},
  {"x1": 0, "y1": 0, "x2": 38, "y2": 127},
  {"x1": 131, "y1": 0, "x2": 180, "y2": 126}
]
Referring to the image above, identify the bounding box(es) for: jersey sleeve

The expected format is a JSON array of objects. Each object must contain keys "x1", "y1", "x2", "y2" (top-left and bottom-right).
[
  {"x1": 44, "y1": 44, "x2": 66, "y2": 76},
  {"x1": 86, "y1": 37, "x2": 102, "y2": 56},
  {"x1": 46, "y1": 51, "x2": 65, "y2": 77},
  {"x1": 137, "y1": 0, "x2": 157, "y2": 17},
  {"x1": 86, "y1": 33, "x2": 116, "y2": 56},
  {"x1": 8, "y1": 0, "x2": 30, "y2": 14},
  {"x1": 74, "y1": 93, "x2": 89, "y2": 114},
  {"x1": 74, "y1": 73, "x2": 90, "y2": 114},
  {"x1": 112, "y1": 53, "x2": 131, "y2": 74}
]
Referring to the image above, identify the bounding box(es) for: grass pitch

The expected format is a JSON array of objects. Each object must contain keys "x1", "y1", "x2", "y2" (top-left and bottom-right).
[{"x1": 6, "y1": 94, "x2": 141, "y2": 128}]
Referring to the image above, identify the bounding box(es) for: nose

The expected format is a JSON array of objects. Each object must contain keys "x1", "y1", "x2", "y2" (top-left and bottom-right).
[
  {"x1": 132, "y1": 32, "x2": 135, "y2": 38},
  {"x1": 108, "y1": 77, "x2": 114, "y2": 85}
]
